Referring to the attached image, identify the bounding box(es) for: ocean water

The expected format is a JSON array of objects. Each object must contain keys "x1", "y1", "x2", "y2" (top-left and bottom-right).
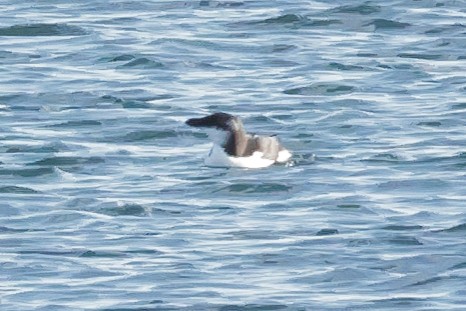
[{"x1": 1, "y1": 1, "x2": 466, "y2": 310}]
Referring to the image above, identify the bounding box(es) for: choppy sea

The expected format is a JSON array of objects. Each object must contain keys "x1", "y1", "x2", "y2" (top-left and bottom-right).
[{"x1": 1, "y1": 1, "x2": 466, "y2": 310}]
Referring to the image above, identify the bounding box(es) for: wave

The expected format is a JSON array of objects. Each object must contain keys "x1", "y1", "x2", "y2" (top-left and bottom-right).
[
  {"x1": 452, "y1": 102, "x2": 466, "y2": 109},
  {"x1": 19, "y1": 249, "x2": 125, "y2": 258},
  {"x1": 117, "y1": 57, "x2": 164, "y2": 69},
  {"x1": 98, "y1": 203, "x2": 148, "y2": 217},
  {"x1": 217, "y1": 304, "x2": 288, "y2": 311},
  {"x1": 388, "y1": 235, "x2": 423, "y2": 246},
  {"x1": 425, "y1": 23, "x2": 465, "y2": 34},
  {"x1": 363, "y1": 153, "x2": 400, "y2": 163},
  {"x1": 28, "y1": 156, "x2": 105, "y2": 166},
  {"x1": 119, "y1": 130, "x2": 178, "y2": 142},
  {"x1": 328, "y1": 62, "x2": 366, "y2": 71},
  {"x1": 329, "y1": 3, "x2": 381, "y2": 15},
  {"x1": 363, "y1": 152, "x2": 466, "y2": 169},
  {"x1": 398, "y1": 53, "x2": 442, "y2": 60},
  {"x1": 0, "y1": 23, "x2": 87, "y2": 36},
  {"x1": 364, "y1": 19, "x2": 411, "y2": 30},
  {"x1": 0, "y1": 167, "x2": 54, "y2": 177},
  {"x1": 6, "y1": 143, "x2": 66, "y2": 153},
  {"x1": 47, "y1": 120, "x2": 102, "y2": 128},
  {"x1": 284, "y1": 84, "x2": 354, "y2": 95},
  {"x1": 316, "y1": 228, "x2": 339, "y2": 236},
  {"x1": 382, "y1": 225, "x2": 424, "y2": 231},
  {"x1": 106, "y1": 54, "x2": 136, "y2": 62},
  {"x1": 0, "y1": 226, "x2": 34, "y2": 233},
  {"x1": 416, "y1": 121, "x2": 442, "y2": 127},
  {"x1": 0, "y1": 186, "x2": 39, "y2": 194},
  {"x1": 100, "y1": 94, "x2": 175, "y2": 109},
  {"x1": 377, "y1": 179, "x2": 448, "y2": 191},
  {"x1": 198, "y1": 1, "x2": 244, "y2": 8},
  {"x1": 261, "y1": 14, "x2": 305, "y2": 24},
  {"x1": 247, "y1": 14, "x2": 340, "y2": 28},
  {"x1": 215, "y1": 183, "x2": 292, "y2": 194},
  {"x1": 438, "y1": 223, "x2": 466, "y2": 233},
  {"x1": 337, "y1": 204, "x2": 361, "y2": 209}
]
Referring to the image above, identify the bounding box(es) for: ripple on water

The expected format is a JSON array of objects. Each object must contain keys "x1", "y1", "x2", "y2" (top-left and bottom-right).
[
  {"x1": 5, "y1": 142, "x2": 68, "y2": 153},
  {"x1": 98, "y1": 203, "x2": 148, "y2": 217},
  {"x1": 316, "y1": 228, "x2": 339, "y2": 236},
  {"x1": 377, "y1": 179, "x2": 448, "y2": 192},
  {"x1": 115, "y1": 130, "x2": 179, "y2": 142},
  {"x1": 437, "y1": 223, "x2": 466, "y2": 233},
  {"x1": 106, "y1": 54, "x2": 136, "y2": 62},
  {"x1": 0, "y1": 167, "x2": 54, "y2": 177},
  {"x1": 284, "y1": 84, "x2": 355, "y2": 95},
  {"x1": 0, "y1": 203, "x2": 20, "y2": 216},
  {"x1": 117, "y1": 57, "x2": 164, "y2": 69},
  {"x1": 249, "y1": 14, "x2": 341, "y2": 28},
  {"x1": 47, "y1": 120, "x2": 102, "y2": 128},
  {"x1": 28, "y1": 156, "x2": 105, "y2": 166},
  {"x1": 370, "y1": 297, "x2": 429, "y2": 309},
  {"x1": 328, "y1": 3, "x2": 381, "y2": 15},
  {"x1": 100, "y1": 93, "x2": 176, "y2": 109},
  {"x1": 416, "y1": 121, "x2": 442, "y2": 127},
  {"x1": 328, "y1": 62, "x2": 367, "y2": 71},
  {"x1": 382, "y1": 225, "x2": 424, "y2": 231},
  {"x1": 388, "y1": 235, "x2": 423, "y2": 246},
  {"x1": 398, "y1": 53, "x2": 443, "y2": 61},
  {"x1": 218, "y1": 304, "x2": 288, "y2": 311},
  {"x1": 215, "y1": 182, "x2": 292, "y2": 194},
  {"x1": 337, "y1": 204, "x2": 361, "y2": 209},
  {"x1": 199, "y1": 0, "x2": 245, "y2": 8},
  {"x1": 0, "y1": 23, "x2": 88, "y2": 36},
  {"x1": 364, "y1": 153, "x2": 400, "y2": 163},
  {"x1": 425, "y1": 23, "x2": 466, "y2": 35},
  {"x1": 0, "y1": 186, "x2": 39, "y2": 194},
  {"x1": 255, "y1": 14, "x2": 305, "y2": 25},
  {"x1": 364, "y1": 19, "x2": 411, "y2": 30},
  {"x1": 18, "y1": 249, "x2": 125, "y2": 258}
]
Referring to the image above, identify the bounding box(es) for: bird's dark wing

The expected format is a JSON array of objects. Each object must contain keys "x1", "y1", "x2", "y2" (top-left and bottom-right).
[
  {"x1": 254, "y1": 136, "x2": 281, "y2": 160},
  {"x1": 225, "y1": 133, "x2": 283, "y2": 160}
]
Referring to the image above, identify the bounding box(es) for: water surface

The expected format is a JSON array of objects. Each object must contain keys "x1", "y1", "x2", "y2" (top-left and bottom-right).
[{"x1": 1, "y1": 1, "x2": 466, "y2": 310}]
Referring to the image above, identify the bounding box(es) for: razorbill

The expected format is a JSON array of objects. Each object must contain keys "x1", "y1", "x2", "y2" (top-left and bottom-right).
[{"x1": 186, "y1": 112, "x2": 292, "y2": 168}]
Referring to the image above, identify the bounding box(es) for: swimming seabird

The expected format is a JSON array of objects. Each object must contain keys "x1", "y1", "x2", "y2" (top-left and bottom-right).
[{"x1": 186, "y1": 112, "x2": 292, "y2": 168}]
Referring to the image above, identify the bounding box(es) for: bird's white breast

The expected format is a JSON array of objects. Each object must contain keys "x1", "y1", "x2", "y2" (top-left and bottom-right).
[{"x1": 204, "y1": 144, "x2": 276, "y2": 169}]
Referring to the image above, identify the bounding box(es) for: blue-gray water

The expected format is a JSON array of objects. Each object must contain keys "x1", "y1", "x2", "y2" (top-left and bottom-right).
[{"x1": 1, "y1": 1, "x2": 466, "y2": 310}]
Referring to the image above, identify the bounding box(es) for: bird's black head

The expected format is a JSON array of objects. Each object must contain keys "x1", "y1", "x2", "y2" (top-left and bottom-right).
[{"x1": 186, "y1": 112, "x2": 236, "y2": 131}]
